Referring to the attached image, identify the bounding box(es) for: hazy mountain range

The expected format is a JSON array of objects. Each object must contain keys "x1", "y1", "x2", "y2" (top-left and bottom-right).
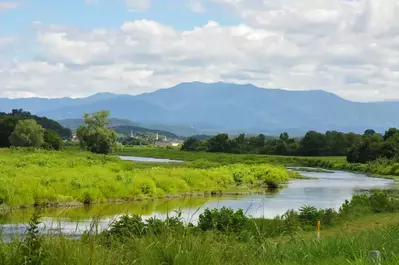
[{"x1": 1, "y1": 82, "x2": 399, "y2": 136}]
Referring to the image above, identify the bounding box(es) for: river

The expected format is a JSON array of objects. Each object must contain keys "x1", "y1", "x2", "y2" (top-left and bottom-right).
[{"x1": 0, "y1": 165, "x2": 395, "y2": 239}]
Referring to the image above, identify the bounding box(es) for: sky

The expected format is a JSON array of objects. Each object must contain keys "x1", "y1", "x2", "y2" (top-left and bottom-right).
[{"x1": 0, "y1": 0, "x2": 399, "y2": 101}]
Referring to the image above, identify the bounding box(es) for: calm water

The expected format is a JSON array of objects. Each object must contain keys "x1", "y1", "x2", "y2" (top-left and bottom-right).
[
  {"x1": 119, "y1": 156, "x2": 183, "y2": 163},
  {"x1": 0, "y1": 169, "x2": 395, "y2": 238}
]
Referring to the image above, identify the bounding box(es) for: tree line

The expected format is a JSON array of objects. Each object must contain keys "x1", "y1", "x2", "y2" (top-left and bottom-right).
[
  {"x1": 0, "y1": 110, "x2": 71, "y2": 150},
  {"x1": 181, "y1": 128, "x2": 399, "y2": 163}
]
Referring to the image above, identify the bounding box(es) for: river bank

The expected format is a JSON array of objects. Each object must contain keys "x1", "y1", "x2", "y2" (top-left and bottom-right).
[
  {"x1": 1, "y1": 191, "x2": 399, "y2": 265},
  {"x1": 0, "y1": 148, "x2": 296, "y2": 209}
]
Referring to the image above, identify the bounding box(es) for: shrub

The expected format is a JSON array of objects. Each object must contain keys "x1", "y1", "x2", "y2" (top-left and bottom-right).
[{"x1": 198, "y1": 207, "x2": 248, "y2": 233}]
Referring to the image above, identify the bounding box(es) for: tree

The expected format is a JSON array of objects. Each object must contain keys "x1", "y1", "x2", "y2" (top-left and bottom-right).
[
  {"x1": 346, "y1": 134, "x2": 383, "y2": 163},
  {"x1": 364, "y1": 129, "x2": 376, "y2": 136},
  {"x1": 43, "y1": 131, "x2": 63, "y2": 150},
  {"x1": 325, "y1": 131, "x2": 348, "y2": 156},
  {"x1": 9, "y1": 119, "x2": 45, "y2": 148},
  {"x1": 76, "y1": 111, "x2": 117, "y2": 154},
  {"x1": 299, "y1": 131, "x2": 327, "y2": 156},
  {"x1": 207, "y1": 134, "x2": 231, "y2": 153},
  {"x1": 383, "y1": 128, "x2": 399, "y2": 141},
  {"x1": 279, "y1": 132, "x2": 289, "y2": 142},
  {"x1": 0, "y1": 116, "x2": 18, "y2": 147},
  {"x1": 181, "y1": 137, "x2": 203, "y2": 151}
]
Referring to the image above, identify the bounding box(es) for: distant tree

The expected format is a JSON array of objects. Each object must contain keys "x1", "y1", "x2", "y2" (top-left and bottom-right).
[
  {"x1": 346, "y1": 134, "x2": 383, "y2": 163},
  {"x1": 299, "y1": 131, "x2": 327, "y2": 156},
  {"x1": 43, "y1": 131, "x2": 63, "y2": 150},
  {"x1": 325, "y1": 131, "x2": 348, "y2": 156},
  {"x1": 9, "y1": 119, "x2": 45, "y2": 148},
  {"x1": 383, "y1": 128, "x2": 399, "y2": 141},
  {"x1": 364, "y1": 129, "x2": 376, "y2": 136},
  {"x1": 181, "y1": 137, "x2": 203, "y2": 151},
  {"x1": 279, "y1": 132, "x2": 289, "y2": 142},
  {"x1": 275, "y1": 140, "x2": 288, "y2": 155},
  {"x1": 0, "y1": 116, "x2": 18, "y2": 147},
  {"x1": 76, "y1": 111, "x2": 117, "y2": 154},
  {"x1": 381, "y1": 131, "x2": 399, "y2": 159},
  {"x1": 208, "y1": 133, "x2": 231, "y2": 153}
]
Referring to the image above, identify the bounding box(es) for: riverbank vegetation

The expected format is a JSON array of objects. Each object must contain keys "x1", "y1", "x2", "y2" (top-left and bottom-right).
[
  {"x1": 0, "y1": 148, "x2": 296, "y2": 208},
  {"x1": 181, "y1": 128, "x2": 399, "y2": 165},
  {"x1": 1, "y1": 192, "x2": 398, "y2": 265},
  {"x1": 181, "y1": 130, "x2": 364, "y2": 156},
  {"x1": 115, "y1": 147, "x2": 399, "y2": 179}
]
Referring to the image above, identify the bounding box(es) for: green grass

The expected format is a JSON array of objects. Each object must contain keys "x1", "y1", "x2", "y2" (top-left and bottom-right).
[
  {"x1": 289, "y1": 167, "x2": 335, "y2": 173},
  {"x1": 114, "y1": 147, "x2": 399, "y2": 179},
  {"x1": 114, "y1": 146, "x2": 346, "y2": 166},
  {"x1": 0, "y1": 148, "x2": 296, "y2": 208},
  {"x1": 1, "y1": 225, "x2": 398, "y2": 265},
  {"x1": 1, "y1": 209, "x2": 399, "y2": 265}
]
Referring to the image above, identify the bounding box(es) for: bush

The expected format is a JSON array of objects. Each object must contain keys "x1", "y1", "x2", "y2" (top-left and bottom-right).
[
  {"x1": 198, "y1": 207, "x2": 248, "y2": 233},
  {"x1": 43, "y1": 131, "x2": 63, "y2": 150}
]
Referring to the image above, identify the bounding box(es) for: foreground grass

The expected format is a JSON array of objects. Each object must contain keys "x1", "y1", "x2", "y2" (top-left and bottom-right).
[
  {"x1": 0, "y1": 148, "x2": 295, "y2": 208},
  {"x1": 1, "y1": 225, "x2": 398, "y2": 265}
]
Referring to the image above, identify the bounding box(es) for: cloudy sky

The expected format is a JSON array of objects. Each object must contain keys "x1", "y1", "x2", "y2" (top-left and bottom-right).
[{"x1": 0, "y1": 0, "x2": 398, "y2": 101}]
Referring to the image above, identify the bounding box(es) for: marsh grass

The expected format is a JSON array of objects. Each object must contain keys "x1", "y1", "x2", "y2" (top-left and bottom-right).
[{"x1": 0, "y1": 148, "x2": 295, "y2": 208}]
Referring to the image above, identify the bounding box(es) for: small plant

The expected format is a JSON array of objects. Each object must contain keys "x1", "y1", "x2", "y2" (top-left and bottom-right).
[{"x1": 20, "y1": 208, "x2": 44, "y2": 265}]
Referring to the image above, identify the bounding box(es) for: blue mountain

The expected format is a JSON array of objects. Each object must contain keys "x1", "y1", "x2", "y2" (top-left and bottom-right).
[{"x1": 1, "y1": 82, "x2": 398, "y2": 136}]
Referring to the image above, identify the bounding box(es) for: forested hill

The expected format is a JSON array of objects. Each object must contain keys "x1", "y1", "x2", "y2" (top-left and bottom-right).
[{"x1": 0, "y1": 110, "x2": 72, "y2": 146}]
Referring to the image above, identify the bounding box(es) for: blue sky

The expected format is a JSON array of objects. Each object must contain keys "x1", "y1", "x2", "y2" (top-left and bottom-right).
[{"x1": 0, "y1": 0, "x2": 399, "y2": 101}]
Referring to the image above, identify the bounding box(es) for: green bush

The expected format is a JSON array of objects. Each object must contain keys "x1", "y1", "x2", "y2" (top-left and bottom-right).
[{"x1": 198, "y1": 207, "x2": 248, "y2": 233}]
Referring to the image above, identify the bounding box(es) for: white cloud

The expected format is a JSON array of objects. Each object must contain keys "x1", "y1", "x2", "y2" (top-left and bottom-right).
[
  {"x1": 2, "y1": 0, "x2": 399, "y2": 101},
  {"x1": 0, "y1": 1, "x2": 21, "y2": 11}
]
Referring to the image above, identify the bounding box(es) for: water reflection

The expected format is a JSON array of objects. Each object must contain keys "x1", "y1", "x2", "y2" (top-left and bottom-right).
[{"x1": 0, "y1": 169, "x2": 395, "y2": 238}]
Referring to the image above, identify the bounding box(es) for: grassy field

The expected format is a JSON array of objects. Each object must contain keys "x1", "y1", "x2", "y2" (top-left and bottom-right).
[
  {"x1": 115, "y1": 146, "x2": 346, "y2": 166},
  {"x1": 115, "y1": 146, "x2": 399, "y2": 179},
  {"x1": 0, "y1": 148, "x2": 297, "y2": 208}
]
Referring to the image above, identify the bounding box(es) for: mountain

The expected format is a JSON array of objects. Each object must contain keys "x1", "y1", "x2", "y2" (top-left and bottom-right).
[
  {"x1": 59, "y1": 118, "x2": 182, "y2": 139},
  {"x1": 2, "y1": 82, "x2": 399, "y2": 136},
  {"x1": 59, "y1": 118, "x2": 138, "y2": 131},
  {"x1": 113, "y1": 125, "x2": 182, "y2": 139}
]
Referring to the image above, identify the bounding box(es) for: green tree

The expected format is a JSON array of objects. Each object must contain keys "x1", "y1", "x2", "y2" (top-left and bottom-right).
[
  {"x1": 181, "y1": 137, "x2": 203, "y2": 151},
  {"x1": 364, "y1": 129, "x2": 376, "y2": 136},
  {"x1": 347, "y1": 134, "x2": 383, "y2": 163},
  {"x1": 325, "y1": 130, "x2": 348, "y2": 156},
  {"x1": 43, "y1": 130, "x2": 63, "y2": 150},
  {"x1": 9, "y1": 119, "x2": 45, "y2": 148},
  {"x1": 299, "y1": 131, "x2": 327, "y2": 156},
  {"x1": 383, "y1": 128, "x2": 399, "y2": 141},
  {"x1": 0, "y1": 116, "x2": 18, "y2": 147},
  {"x1": 279, "y1": 132, "x2": 289, "y2": 142},
  {"x1": 76, "y1": 111, "x2": 117, "y2": 154},
  {"x1": 207, "y1": 133, "x2": 231, "y2": 153}
]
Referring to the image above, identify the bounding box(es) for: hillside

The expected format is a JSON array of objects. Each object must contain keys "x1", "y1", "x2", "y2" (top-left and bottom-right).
[
  {"x1": 2, "y1": 82, "x2": 399, "y2": 135},
  {"x1": 59, "y1": 118, "x2": 138, "y2": 131}
]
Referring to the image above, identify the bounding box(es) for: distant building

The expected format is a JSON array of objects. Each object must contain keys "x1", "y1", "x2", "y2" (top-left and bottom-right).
[
  {"x1": 71, "y1": 134, "x2": 79, "y2": 142},
  {"x1": 154, "y1": 140, "x2": 183, "y2": 147}
]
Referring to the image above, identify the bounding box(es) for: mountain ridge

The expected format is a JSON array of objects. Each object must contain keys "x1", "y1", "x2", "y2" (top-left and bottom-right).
[{"x1": 2, "y1": 82, "x2": 399, "y2": 136}]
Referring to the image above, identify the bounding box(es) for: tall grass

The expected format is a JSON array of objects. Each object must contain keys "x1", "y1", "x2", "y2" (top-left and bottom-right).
[
  {"x1": 0, "y1": 148, "x2": 295, "y2": 208},
  {"x1": 2, "y1": 226, "x2": 398, "y2": 265}
]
